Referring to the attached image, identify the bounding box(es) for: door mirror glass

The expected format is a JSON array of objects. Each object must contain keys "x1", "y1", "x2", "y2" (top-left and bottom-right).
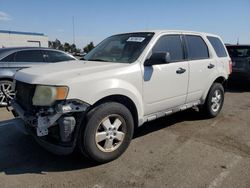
[{"x1": 144, "y1": 52, "x2": 171, "y2": 66}]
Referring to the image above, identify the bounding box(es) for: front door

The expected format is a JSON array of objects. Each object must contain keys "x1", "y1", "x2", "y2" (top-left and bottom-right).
[{"x1": 143, "y1": 34, "x2": 189, "y2": 115}]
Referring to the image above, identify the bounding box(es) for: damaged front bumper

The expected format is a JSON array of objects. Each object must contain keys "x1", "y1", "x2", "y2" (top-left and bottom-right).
[{"x1": 10, "y1": 99, "x2": 90, "y2": 155}]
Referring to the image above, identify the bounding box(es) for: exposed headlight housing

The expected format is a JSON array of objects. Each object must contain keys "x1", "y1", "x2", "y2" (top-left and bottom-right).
[{"x1": 32, "y1": 85, "x2": 69, "y2": 106}]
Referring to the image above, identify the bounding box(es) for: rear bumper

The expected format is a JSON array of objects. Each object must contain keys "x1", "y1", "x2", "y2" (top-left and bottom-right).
[{"x1": 10, "y1": 100, "x2": 87, "y2": 155}]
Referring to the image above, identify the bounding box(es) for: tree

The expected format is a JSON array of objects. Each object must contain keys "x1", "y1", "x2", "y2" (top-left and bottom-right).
[
  {"x1": 83, "y1": 42, "x2": 95, "y2": 53},
  {"x1": 63, "y1": 42, "x2": 71, "y2": 52},
  {"x1": 49, "y1": 39, "x2": 92, "y2": 55},
  {"x1": 48, "y1": 39, "x2": 63, "y2": 50},
  {"x1": 48, "y1": 41, "x2": 52, "y2": 48},
  {"x1": 70, "y1": 44, "x2": 76, "y2": 53}
]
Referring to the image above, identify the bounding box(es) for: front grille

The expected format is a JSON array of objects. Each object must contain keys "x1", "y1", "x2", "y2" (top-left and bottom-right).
[{"x1": 15, "y1": 81, "x2": 36, "y2": 112}]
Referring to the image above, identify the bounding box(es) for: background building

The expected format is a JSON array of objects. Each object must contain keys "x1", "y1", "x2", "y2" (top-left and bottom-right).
[{"x1": 0, "y1": 30, "x2": 48, "y2": 48}]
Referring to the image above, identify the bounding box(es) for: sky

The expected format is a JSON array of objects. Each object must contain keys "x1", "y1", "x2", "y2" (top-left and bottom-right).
[{"x1": 0, "y1": 0, "x2": 250, "y2": 48}]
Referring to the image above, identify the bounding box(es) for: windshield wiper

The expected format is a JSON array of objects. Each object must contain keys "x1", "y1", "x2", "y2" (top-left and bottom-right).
[{"x1": 86, "y1": 58, "x2": 106, "y2": 62}]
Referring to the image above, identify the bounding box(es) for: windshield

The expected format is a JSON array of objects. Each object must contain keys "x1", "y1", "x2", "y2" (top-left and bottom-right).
[
  {"x1": 84, "y1": 32, "x2": 154, "y2": 63},
  {"x1": 227, "y1": 46, "x2": 250, "y2": 58}
]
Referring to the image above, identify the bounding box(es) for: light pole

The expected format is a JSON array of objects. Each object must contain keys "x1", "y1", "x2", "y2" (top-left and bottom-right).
[{"x1": 72, "y1": 16, "x2": 75, "y2": 45}]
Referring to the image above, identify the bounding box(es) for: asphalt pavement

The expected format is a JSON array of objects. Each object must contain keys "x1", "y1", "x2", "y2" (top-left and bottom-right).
[{"x1": 0, "y1": 86, "x2": 250, "y2": 188}]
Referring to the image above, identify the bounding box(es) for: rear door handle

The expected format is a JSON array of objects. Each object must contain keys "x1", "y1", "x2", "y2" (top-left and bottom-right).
[
  {"x1": 208, "y1": 63, "x2": 215, "y2": 69},
  {"x1": 176, "y1": 67, "x2": 186, "y2": 74}
]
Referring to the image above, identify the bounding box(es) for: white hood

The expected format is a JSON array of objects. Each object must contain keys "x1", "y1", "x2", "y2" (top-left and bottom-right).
[{"x1": 14, "y1": 60, "x2": 128, "y2": 85}]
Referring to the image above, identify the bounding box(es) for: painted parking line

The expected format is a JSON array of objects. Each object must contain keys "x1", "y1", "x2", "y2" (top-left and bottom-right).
[{"x1": 208, "y1": 155, "x2": 242, "y2": 188}]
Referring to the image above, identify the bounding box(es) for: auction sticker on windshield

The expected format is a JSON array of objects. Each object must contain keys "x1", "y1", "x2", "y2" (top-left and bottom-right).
[{"x1": 127, "y1": 37, "x2": 145, "y2": 42}]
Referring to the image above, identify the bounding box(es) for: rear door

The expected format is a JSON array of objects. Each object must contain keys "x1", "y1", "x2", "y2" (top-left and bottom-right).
[
  {"x1": 184, "y1": 34, "x2": 215, "y2": 103},
  {"x1": 7, "y1": 50, "x2": 45, "y2": 73}
]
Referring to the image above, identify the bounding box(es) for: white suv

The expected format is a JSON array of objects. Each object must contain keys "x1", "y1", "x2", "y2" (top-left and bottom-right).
[{"x1": 11, "y1": 30, "x2": 232, "y2": 163}]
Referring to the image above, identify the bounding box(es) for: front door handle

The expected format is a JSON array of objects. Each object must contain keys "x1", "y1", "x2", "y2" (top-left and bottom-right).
[
  {"x1": 208, "y1": 63, "x2": 215, "y2": 69},
  {"x1": 176, "y1": 67, "x2": 186, "y2": 74}
]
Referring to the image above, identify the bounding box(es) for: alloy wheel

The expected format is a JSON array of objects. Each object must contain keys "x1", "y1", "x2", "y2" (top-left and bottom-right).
[
  {"x1": 95, "y1": 114, "x2": 126, "y2": 152},
  {"x1": 211, "y1": 89, "x2": 222, "y2": 112},
  {"x1": 0, "y1": 82, "x2": 15, "y2": 106}
]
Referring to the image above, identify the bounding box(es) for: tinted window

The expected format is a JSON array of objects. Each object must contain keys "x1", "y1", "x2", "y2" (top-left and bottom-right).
[
  {"x1": 15, "y1": 50, "x2": 44, "y2": 62},
  {"x1": 0, "y1": 53, "x2": 15, "y2": 62},
  {"x1": 46, "y1": 51, "x2": 75, "y2": 62},
  {"x1": 152, "y1": 35, "x2": 184, "y2": 62},
  {"x1": 226, "y1": 46, "x2": 250, "y2": 58},
  {"x1": 185, "y1": 35, "x2": 209, "y2": 60},
  {"x1": 207, "y1": 36, "x2": 227, "y2": 57}
]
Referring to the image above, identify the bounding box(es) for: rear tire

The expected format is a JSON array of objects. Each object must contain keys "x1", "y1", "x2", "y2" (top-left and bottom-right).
[
  {"x1": 78, "y1": 102, "x2": 134, "y2": 163},
  {"x1": 200, "y1": 83, "x2": 224, "y2": 118}
]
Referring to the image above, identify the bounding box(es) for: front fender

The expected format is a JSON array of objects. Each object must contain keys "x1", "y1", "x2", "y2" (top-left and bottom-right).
[{"x1": 67, "y1": 78, "x2": 144, "y2": 123}]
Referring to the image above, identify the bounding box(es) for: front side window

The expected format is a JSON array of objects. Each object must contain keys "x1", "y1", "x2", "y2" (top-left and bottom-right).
[
  {"x1": 15, "y1": 50, "x2": 44, "y2": 62},
  {"x1": 84, "y1": 32, "x2": 154, "y2": 63},
  {"x1": 46, "y1": 51, "x2": 75, "y2": 62},
  {"x1": 207, "y1": 36, "x2": 228, "y2": 57},
  {"x1": 185, "y1": 35, "x2": 209, "y2": 60},
  {"x1": 152, "y1": 35, "x2": 184, "y2": 62}
]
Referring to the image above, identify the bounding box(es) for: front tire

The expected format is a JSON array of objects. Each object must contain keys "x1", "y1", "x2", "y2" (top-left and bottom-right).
[
  {"x1": 78, "y1": 102, "x2": 134, "y2": 163},
  {"x1": 0, "y1": 80, "x2": 15, "y2": 107},
  {"x1": 201, "y1": 83, "x2": 224, "y2": 118}
]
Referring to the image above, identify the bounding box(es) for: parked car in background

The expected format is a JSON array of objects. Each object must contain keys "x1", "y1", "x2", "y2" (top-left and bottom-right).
[
  {"x1": 226, "y1": 45, "x2": 250, "y2": 83},
  {"x1": 11, "y1": 30, "x2": 231, "y2": 163},
  {"x1": 0, "y1": 47, "x2": 77, "y2": 106}
]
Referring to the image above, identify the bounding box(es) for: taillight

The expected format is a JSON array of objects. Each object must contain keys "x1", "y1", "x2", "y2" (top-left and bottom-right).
[{"x1": 229, "y1": 59, "x2": 232, "y2": 74}]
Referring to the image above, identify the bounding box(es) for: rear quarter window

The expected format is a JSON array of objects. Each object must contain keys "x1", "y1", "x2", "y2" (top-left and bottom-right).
[
  {"x1": 207, "y1": 36, "x2": 228, "y2": 57},
  {"x1": 45, "y1": 51, "x2": 75, "y2": 62}
]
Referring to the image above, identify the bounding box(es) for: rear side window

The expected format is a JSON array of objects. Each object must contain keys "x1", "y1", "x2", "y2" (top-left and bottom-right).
[
  {"x1": 46, "y1": 51, "x2": 75, "y2": 62},
  {"x1": 15, "y1": 50, "x2": 44, "y2": 62},
  {"x1": 207, "y1": 36, "x2": 227, "y2": 57},
  {"x1": 152, "y1": 35, "x2": 184, "y2": 62},
  {"x1": 0, "y1": 53, "x2": 15, "y2": 62},
  {"x1": 185, "y1": 35, "x2": 209, "y2": 60}
]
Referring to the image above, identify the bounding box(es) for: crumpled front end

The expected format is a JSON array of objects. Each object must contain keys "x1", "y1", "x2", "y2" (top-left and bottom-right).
[{"x1": 11, "y1": 80, "x2": 89, "y2": 155}]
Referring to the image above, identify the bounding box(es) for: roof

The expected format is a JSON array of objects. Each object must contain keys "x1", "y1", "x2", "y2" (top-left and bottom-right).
[
  {"x1": 0, "y1": 30, "x2": 45, "y2": 36},
  {"x1": 0, "y1": 47, "x2": 57, "y2": 52},
  {"x1": 119, "y1": 30, "x2": 219, "y2": 37},
  {"x1": 0, "y1": 47, "x2": 76, "y2": 60},
  {"x1": 0, "y1": 46, "x2": 51, "y2": 51}
]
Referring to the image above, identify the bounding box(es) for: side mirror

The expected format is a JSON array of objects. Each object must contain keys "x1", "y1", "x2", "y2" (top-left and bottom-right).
[{"x1": 144, "y1": 52, "x2": 171, "y2": 66}]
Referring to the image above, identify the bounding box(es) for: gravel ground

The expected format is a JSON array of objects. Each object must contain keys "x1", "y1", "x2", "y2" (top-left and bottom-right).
[{"x1": 0, "y1": 86, "x2": 250, "y2": 188}]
